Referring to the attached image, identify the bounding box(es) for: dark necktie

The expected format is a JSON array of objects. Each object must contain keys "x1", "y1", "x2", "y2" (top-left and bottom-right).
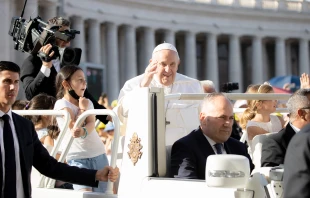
[
  {"x1": 2, "y1": 114, "x2": 16, "y2": 198},
  {"x1": 214, "y1": 143, "x2": 223, "y2": 154}
]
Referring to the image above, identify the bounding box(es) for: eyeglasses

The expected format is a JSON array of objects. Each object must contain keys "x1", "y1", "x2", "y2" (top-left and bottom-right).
[{"x1": 300, "y1": 107, "x2": 310, "y2": 110}]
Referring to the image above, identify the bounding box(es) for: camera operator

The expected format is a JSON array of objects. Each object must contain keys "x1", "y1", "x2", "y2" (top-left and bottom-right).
[{"x1": 21, "y1": 17, "x2": 108, "y2": 123}]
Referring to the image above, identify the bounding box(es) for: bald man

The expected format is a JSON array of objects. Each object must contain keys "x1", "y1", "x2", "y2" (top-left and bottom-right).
[
  {"x1": 171, "y1": 93, "x2": 253, "y2": 179},
  {"x1": 114, "y1": 43, "x2": 203, "y2": 144}
]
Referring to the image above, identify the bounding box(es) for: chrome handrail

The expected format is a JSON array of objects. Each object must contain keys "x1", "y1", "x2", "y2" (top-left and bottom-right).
[
  {"x1": 13, "y1": 110, "x2": 71, "y2": 188},
  {"x1": 46, "y1": 109, "x2": 120, "y2": 195}
]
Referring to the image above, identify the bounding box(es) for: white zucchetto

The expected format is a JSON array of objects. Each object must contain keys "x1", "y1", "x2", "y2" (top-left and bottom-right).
[{"x1": 152, "y1": 43, "x2": 178, "y2": 54}]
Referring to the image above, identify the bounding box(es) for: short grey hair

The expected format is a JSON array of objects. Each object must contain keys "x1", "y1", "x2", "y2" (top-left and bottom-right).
[
  {"x1": 200, "y1": 92, "x2": 231, "y2": 113},
  {"x1": 287, "y1": 89, "x2": 310, "y2": 121}
]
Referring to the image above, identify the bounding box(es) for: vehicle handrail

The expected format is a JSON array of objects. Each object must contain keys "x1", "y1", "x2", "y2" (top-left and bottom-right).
[
  {"x1": 165, "y1": 93, "x2": 291, "y2": 101},
  {"x1": 46, "y1": 109, "x2": 120, "y2": 195},
  {"x1": 233, "y1": 108, "x2": 288, "y2": 113},
  {"x1": 95, "y1": 119, "x2": 101, "y2": 128},
  {"x1": 13, "y1": 110, "x2": 71, "y2": 188}
]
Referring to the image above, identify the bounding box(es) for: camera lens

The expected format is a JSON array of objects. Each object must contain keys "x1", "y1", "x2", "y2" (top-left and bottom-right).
[{"x1": 63, "y1": 48, "x2": 75, "y2": 63}]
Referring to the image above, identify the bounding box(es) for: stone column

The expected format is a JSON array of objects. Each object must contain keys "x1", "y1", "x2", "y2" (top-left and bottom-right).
[
  {"x1": 252, "y1": 36, "x2": 264, "y2": 84},
  {"x1": 255, "y1": 0, "x2": 263, "y2": 8},
  {"x1": 38, "y1": 0, "x2": 57, "y2": 21},
  {"x1": 278, "y1": 0, "x2": 286, "y2": 10},
  {"x1": 124, "y1": 25, "x2": 138, "y2": 79},
  {"x1": 262, "y1": 40, "x2": 270, "y2": 79},
  {"x1": 232, "y1": 0, "x2": 240, "y2": 7},
  {"x1": 184, "y1": 31, "x2": 197, "y2": 78},
  {"x1": 302, "y1": 1, "x2": 309, "y2": 12},
  {"x1": 210, "y1": 0, "x2": 217, "y2": 5},
  {"x1": 299, "y1": 38, "x2": 310, "y2": 74},
  {"x1": 100, "y1": 25, "x2": 106, "y2": 66},
  {"x1": 71, "y1": 16, "x2": 86, "y2": 62},
  {"x1": 143, "y1": 27, "x2": 155, "y2": 67},
  {"x1": 0, "y1": 0, "x2": 12, "y2": 61},
  {"x1": 106, "y1": 22, "x2": 120, "y2": 100},
  {"x1": 88, "y1": 19, "x2": 101, "y2": 64},
  {"x1": 164, "y1": 30, "x2": 175, "y2": 46},
  {"x1": 21, "y1": 0, "x2": 38, "y2": 19},
  {"x1": 275, "y1": 37, "x2": 286, "y2": 76},
  {"x1": 285, "y1": 41, "x2": 292, "y2": 75},
  {"x1": 206, "y1": 33, "x2": 219, "y2": 91},
  {"x1": 229, "y1": 35, "x2": 243, "y2": 91}
]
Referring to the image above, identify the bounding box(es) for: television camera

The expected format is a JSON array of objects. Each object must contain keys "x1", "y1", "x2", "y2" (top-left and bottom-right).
[
  {"x1": 8, "y1": 0, "x2": 81, "y2": 66},
  {"x1": 221, "y1": 82, "x2": 239, "y2": 93}
]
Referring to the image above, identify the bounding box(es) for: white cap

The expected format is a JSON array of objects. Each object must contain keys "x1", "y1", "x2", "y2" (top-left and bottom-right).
[{"x1": 152, "y1": 43, "x2": 178, "y2": 54}]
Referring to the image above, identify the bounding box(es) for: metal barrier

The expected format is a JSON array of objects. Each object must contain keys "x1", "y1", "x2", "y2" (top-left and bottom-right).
[
  {"x1": 13, "y1": 110, "x2": 71, "y2": 188},
  {"x1": 45, "y1": 109, "x2": 120, "y2": 195}
]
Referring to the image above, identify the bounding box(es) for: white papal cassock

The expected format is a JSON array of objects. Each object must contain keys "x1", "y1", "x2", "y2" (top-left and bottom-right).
[{"x1": 114, "y1": 73, "x2": 204, "y2": 145}]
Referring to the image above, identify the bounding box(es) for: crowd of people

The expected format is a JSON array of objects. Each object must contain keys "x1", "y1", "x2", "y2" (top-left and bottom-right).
[{"x1": 2, "y1": 15, "x2": 310, "y2": 198}]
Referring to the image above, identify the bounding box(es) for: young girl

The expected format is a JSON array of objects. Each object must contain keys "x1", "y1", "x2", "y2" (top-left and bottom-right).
[
  {"x1": 24, "y1": 93, "x2": 56, "y2": 144},
  {"x1": 54, "y1": 65, "x2": 108, "y2": 192},
  {"x1": 240, "y1": 83, "x2": 285, "y2": 146}
]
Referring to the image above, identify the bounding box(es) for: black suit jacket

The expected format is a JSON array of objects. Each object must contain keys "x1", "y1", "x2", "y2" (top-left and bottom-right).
[
  {"x1": 170, "y1": 127, "x2": 254, "y2": 179},
  {"x1": 0, "y1": 112, "x2": 99, "y2": 198},
  {"x1": 261, "y1": 123, "x2": 295, "y2": 167},
  {"x1": 284, "y1": 123, "x2": 310, "y2": 198},
  {"x1": 21, "y1": 55, "x2": 108, "y2": 123}
]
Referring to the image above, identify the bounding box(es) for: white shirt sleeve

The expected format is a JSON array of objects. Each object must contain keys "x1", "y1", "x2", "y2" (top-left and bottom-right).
[{"x1": 40, "y1": 65, "x2": 51, "y2": 77}]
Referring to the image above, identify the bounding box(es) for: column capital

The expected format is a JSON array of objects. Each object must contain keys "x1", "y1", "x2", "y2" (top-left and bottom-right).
[
  {"x1": 123, "y1": 24, "x2": 137, "y2": 30},
  {"x1": 252, "y1": 35, "x2": 264, "y2": 39},
  {"x1": 71, "y1": 15, "x2": 85, "y2": 23},
  {"x1": 38, "y1": 0, "x2": 58, "y2": 7},
  {"x1": 87, "y1": 18, "x2": 99, "y2": 25},
  {"x1": 229, "y1": 34, "x2": 241, "y2": 39},
  {"x1": 206, "y1": 32, "x2": 218, "y2": 36},
  {"x1": 143, "y1": 26, "x2": 155, "y2": 31},
  {"x1": 276, "y1": 37, "x2": 287, "y2": 42},
  {"x1": 164, "y1": 29, "x2": 175, "y2": 46}
]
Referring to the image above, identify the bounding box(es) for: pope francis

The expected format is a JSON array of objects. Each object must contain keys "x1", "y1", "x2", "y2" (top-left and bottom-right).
[{"x1": 114, "y1": 43, "x2": 204, "y2": 145}]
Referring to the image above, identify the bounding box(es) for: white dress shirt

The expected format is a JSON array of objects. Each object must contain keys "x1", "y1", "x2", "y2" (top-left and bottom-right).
[
  {"x1": 0, "y1": 110, "x2": 24, "y2": 198},
  {"x1": 40, "y1": 58, "x2": 60, "y2": 77},
  {"x1": 290, "y1": 122, "x2": 300, "y2": 133}
]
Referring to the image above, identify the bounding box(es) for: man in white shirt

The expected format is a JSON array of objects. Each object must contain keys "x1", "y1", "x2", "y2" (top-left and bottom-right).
[
  {"x1": 114, "y1": 43, "x2": 204, "y2": 145},
  {"x1": 261, "y1": 89, "x2": 310, "y2": 167},
  {"x1": 0, "y1": 61, "x2": 119, "y2": 198}
]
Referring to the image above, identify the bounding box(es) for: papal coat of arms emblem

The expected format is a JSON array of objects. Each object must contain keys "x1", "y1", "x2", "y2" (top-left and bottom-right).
[{"x1": 128, "y1": 132, "x2": 143, "y2": 166}]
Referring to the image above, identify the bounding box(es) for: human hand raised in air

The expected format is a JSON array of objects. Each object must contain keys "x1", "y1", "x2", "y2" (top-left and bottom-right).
[
  {"x1": 39, "y1": 44, "x2": 55, "y2": 68},
  {"x1": 140, "y1": 60, "x2": 158, "y2": 87},
  {"x1": 300, "y1": 73, "x2": 310, "y2": 89}
]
